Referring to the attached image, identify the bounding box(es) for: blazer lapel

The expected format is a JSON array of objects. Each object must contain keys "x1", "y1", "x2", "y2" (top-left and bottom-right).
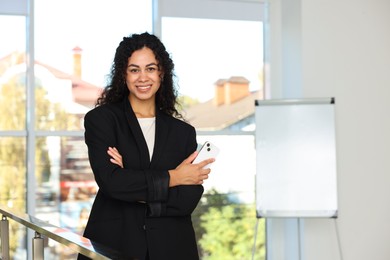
[
  {"x1": 150, "y1": 110, "x2": 169, "y2": 168},
  {"x1": 124, "y1": 98, "x2": 151, "y2": 168}
]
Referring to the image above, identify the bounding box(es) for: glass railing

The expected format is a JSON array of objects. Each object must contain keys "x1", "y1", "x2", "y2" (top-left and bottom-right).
[{"x1": 0, "y1": 204, "x2": 124, "y2": 259}]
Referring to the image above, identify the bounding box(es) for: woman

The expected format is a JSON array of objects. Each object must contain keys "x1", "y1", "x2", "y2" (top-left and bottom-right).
[{"x1": 78, "y1": 32, "x2": 214, "y2": 260}]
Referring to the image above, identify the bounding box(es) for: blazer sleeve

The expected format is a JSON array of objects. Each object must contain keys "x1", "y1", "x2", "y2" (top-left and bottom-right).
[
  {"x1": 84, "y1": 108, "x2": 169, "y2": 204},
  {"x1": 159, "y1": 126, "x2": 204, "y2": 217}
]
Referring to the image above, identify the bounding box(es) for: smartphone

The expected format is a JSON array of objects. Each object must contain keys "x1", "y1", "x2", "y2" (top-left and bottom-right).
[{"x1": 192, "y1": 141, "x2": 220, "y2": 168}]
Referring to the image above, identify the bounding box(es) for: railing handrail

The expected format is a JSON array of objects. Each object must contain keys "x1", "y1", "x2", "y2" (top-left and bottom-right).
[{"x1": 0, "y1": 204, "x2": 124, "y2": 259}]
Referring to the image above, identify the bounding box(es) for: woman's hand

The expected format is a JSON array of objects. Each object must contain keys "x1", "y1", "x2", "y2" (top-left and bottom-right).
[
  {"x1": 107, "y1": 147, "x2": 123, "y2": 168},
  {"x1": 168, "y1": 151, "x2": 215, "y2": 187}
]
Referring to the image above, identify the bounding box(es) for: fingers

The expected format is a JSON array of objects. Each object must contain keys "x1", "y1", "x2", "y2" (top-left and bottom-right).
[
  {"x1": 107, "y1": 147, "x2": 122, "y2": 159},
  {"x1": 193, "y1": 158, "x2": 214, "y2": 184},
  {"x1": 107, "y1": 147, "x2": 123, "y2": 168},
  {"x1": 175, "y1": 151, "x2": 198, "y2": 170},
  {"x1": 169, "y1": 161, "x2": 212, "y2": 187},
  {"x1": 197, "y1": 158, "x2": 215, "y2": 169},
  {"x1": 197, "y1": 168, "x2": 211, "y2": 184},
  {"x1": 185, "y1": 151, "x2": 198, "y2": 164}
]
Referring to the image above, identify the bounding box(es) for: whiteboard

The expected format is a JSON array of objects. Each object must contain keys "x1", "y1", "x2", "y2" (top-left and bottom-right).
[{"x1": 255, "y1": 98, "x2": 338, "y2": 218}]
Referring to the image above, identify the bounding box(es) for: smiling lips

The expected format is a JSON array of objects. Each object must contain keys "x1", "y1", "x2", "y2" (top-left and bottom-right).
[{"x1": 136, "y1": 85, "x2": 152, "y2": 92}]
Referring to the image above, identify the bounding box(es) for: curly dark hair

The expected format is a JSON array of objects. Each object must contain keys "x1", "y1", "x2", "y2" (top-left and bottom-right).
[{"x1": 96, "y1": 32, "x2": 182, "y2": 118}]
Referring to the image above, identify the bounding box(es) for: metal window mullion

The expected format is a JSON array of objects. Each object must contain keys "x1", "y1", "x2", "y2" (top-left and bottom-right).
[
  {"x1": 0, "y1": 131, "x2": 28, "y2": 137},
  {"x1": 35, "y1": 130, "x2": 84, "y2": 137},
  {"x1": 26, "y1": 0, "x2": 36, "y2": 259}
]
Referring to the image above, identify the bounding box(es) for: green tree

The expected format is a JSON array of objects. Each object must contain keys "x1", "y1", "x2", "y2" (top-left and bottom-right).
[
  {"x1": 199, "y1": 204, "x2": 265, "y2": 260},
  {"x1": 193, "y1": 189, "x2": 265, "y2": 260},
  {"x1": 193, "y1": 188, "x2": 231, "y2": 246},
  {"x1": 0, "y1": 74, "x2": 79, "y2": 257},
  {"x1": 177, "y1": 94, "x2": 200, "y2": 111},
  {"x1": 0, "y1": 78, "x2": 27, "y2": 204},
  {"x1": 0, "y1": 78, "x2": 28, "y2": 257}
]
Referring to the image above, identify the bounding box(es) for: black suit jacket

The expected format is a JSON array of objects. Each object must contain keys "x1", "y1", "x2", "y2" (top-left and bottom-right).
[{"x1": 78, "y1": 98, "x2": 203, "y2": 260}]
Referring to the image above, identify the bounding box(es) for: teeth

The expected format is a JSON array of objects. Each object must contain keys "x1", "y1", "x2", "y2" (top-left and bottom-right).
[{"x1": 137, "y1": 85, "x2": 151, "y2": 90}]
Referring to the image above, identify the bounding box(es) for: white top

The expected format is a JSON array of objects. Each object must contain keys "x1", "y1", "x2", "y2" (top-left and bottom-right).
[{"x1": 137, "y1": 117, "x2": 156, "y2": 161}]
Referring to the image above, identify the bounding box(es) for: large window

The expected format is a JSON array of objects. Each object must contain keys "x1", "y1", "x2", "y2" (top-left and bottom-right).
[
  {"x1": 162, "y1": 17, "x2": 265, "y2": 259},
  {"x1": 0, "y1": 1, "x2": 153, "y2": 258},
  {"x1": 162, "y1": 17, "x2": 263, "y2": 102},
  {"x1": 0, "y1": 13, "x2": 28, "y2": 259},
  {"x1": 34, "y1": 0, "x2": 153, "y2": 131},
  {"x1": 1, "y1": 1, "x2": 265, "y2": 259},
  {"x1": 34, "y1": 1, "x2": 152, "y2": 257},
  {"x1": 0, "y1": 15, "x2": 26, "y2": 131}
]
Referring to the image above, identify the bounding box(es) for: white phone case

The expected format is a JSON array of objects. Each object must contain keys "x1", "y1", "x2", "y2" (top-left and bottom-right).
[{"x1": 192, "y1": 141, "x2": 220, "y2": 168}]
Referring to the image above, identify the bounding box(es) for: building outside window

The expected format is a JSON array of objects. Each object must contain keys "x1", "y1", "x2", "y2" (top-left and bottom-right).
[{"x1": 0, "y1": 1, "x2": 265, "y2": 259}]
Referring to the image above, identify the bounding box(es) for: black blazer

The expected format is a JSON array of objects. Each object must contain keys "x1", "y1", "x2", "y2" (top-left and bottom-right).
[{"x1": 78, "y1": 98, "x2": 203, "y2": 260}]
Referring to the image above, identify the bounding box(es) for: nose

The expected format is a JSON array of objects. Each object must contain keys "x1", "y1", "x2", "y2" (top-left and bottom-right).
[{"x1": 138, "y1": 70, "x2": 148, "y2": 81}]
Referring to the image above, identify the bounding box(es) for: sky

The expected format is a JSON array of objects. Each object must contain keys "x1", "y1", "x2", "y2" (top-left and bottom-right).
[
  {"x1": 1, "y1": 0, "x2": 263, "y2": 102},
  {"x1": 162, "y1": 17, "x2": 263, "y2": 101},
  {"x1": 0, "y1": 0, "x2": 263, "y2": 205}
]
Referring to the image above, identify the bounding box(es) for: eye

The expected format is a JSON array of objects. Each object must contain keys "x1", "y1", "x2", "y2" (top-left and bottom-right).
[
  {"x1": 146, "y1": 67, "x2": 157, "y2": 72},
  {"x1": 129, "y1": 68, "x2": 140, "y2": 73}
]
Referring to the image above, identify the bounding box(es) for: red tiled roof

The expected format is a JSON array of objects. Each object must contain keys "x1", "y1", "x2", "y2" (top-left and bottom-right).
[
  {"x1": 183, "y1": 90, "x2": 263, "y2": 131},
  {"x1": 35, "y1": 61, "x2": 102, "y2": 106},
  {"x1": 0, "y1": 51, "x2": 102, "y2": 107}
]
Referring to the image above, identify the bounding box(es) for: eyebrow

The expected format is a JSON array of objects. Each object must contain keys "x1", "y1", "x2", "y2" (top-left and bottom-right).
[{"x1": 128, "y1": 62, "x2": 159, "y2": 68}]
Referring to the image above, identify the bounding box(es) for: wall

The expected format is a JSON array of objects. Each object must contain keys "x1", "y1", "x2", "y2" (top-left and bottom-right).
[
  {"x1": 266, "y1": 0, "x2": 390, "y2": 259},
  {"x1": 0, "y1": 0, "x2": 27, "y2": 15},
  {"x1": 302, "y1": 0, "x2": 390, "y2": 259},
  {"x1": 152, "y1": 0, "x2": 264, "y2": 36}
]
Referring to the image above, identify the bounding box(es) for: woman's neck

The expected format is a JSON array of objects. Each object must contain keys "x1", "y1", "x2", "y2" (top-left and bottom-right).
[{"x1": 129, "y1": 96, "x2": 156, "y2": 118}]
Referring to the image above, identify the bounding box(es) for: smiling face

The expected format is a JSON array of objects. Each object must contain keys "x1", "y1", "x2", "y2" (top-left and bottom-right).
[{"x1": 125, "y1": 47, "x2": 163, "y2": 107}]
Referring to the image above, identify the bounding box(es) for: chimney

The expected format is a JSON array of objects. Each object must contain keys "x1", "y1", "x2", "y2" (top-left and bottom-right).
[
  {"x1": 72, "y1": 46, "x2": 82, "y2": 78},
  {"x1": 213, "y1": 79, "x2": 227, "y2": 106},
  {"x1": 214, "y1": 76, "x2": 250, "y2": 106}
]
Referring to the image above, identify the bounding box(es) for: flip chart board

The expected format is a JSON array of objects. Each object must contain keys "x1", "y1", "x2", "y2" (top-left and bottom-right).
[{"x1": 255, "y1": 98, "x2": 338, "y2": 218}]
